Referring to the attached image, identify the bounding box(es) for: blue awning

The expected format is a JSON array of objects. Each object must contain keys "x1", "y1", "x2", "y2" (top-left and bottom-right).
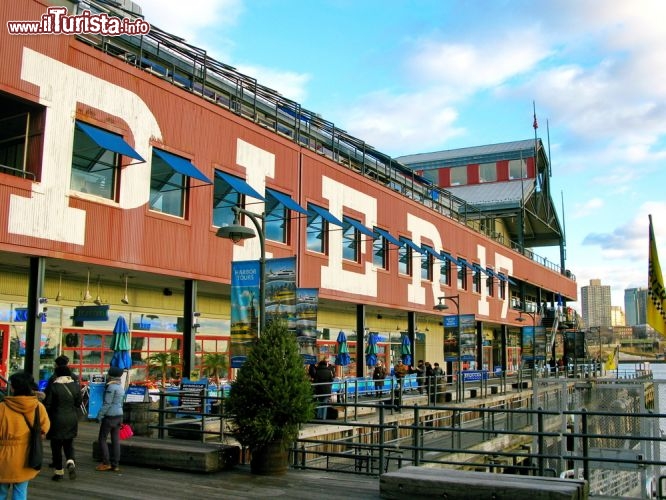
[
  {"x1": 343, "y1": 216, "x2": 375, "y2": 237},
  {"x1": 153, "y1": 149, "x2": 212, "y2": 184},
  {"x1": 457, "y1": 257, "x2": 474, "y2": 270},
  {"x1": 472, "y1": 263, "x2": 490, "y2": 276},
  {"x1": 440, "y1": 251, "x2": 461, "y2": 266},
  {"x1": 76, "y1": 122, "x2": 144, "y2": 161},
  {"x1": 266, "y1": 188, "x2": 307, "y2": 214},
  {"x1": 308, "y1": 204, "x2": 344, "y2": 227},
  {"x1": 400, "y1": 238, "x2": 426, "y2": 254},
  {"x1": 374, "y1": 228, "x2": 403, "y2": 247},
  {"x1": 496, "y1": 273, "x2": 518, "y2": 286},
  {"x1": 485, "y1": 267, "x2": 499, "y2": 278},
  {"x1": 421, "y1": 246, "x2": 442, "y2": 260},
  {"x1": 215, "y1": 171, "x2": 263, "y2": 199}
]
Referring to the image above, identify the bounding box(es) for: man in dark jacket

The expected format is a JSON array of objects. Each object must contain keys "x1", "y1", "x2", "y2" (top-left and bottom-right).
[{"x1": 313, "y1": 360, "x2": 334, "y2": 404}]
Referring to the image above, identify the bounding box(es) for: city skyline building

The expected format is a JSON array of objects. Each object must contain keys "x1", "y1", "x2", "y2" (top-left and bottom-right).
[
  {"x1": 624, "y1": 287, "x2": 648, "y2": 327},
  {"x1": 581, "y1": 279, "x2": 612, "y2": 329},
  {"x1": 610, "y1": 305, "x2": 625, "y2": 327}
]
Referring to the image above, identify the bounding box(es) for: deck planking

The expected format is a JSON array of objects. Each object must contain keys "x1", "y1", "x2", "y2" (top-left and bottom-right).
[{"x1": 27, "y1": 420, "x2": 381, "y2": 500}]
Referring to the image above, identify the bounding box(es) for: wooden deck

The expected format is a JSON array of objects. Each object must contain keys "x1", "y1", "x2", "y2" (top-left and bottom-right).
[{"x1": 28, "y1": 420, "x2": 381, "y2": 499}]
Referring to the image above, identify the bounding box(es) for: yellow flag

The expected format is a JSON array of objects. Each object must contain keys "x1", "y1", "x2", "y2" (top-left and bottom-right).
[
  {"x1": 604, "y1": 345, "x2": 618, "y2": 371},
  {"x1": 648, "y1": 215, "x2": 666, "y2": 336}
]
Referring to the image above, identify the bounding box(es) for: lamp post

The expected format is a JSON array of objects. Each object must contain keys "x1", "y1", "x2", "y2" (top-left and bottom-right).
[
  {"x1": 517, "y1": 310, "x2": 538, "y2": 380},
  {"x1": 435, "y1": 295, "x2": 462, "y2": 402},
  {"x1": 216, "y1": 206, "x2": 266, "y2": 335}
]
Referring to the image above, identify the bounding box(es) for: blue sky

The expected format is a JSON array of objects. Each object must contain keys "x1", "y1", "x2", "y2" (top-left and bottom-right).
[{"x1": 138, "y1": 0, "x2": 666, "y2": 311}]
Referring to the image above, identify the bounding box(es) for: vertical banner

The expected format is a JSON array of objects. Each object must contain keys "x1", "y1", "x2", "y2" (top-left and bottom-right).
[
  {"x1": 264, "y1": 256, "x2": 297, "y2": 329},
  {"x1": 443, "y1": 315, "x2": 459, "y2": 362},
  {"x1": 296, "y1": 288, "x2": 319, "y2": 365},
  {"x1": 521, "y1": 327, "x2": 535, "y2": 361},
  {"x1": 443, "y1": 314, "x2": 476, "y2": 363},
  {"x1": 230, "y1": 260, "x2": 260, "y2": 368}
]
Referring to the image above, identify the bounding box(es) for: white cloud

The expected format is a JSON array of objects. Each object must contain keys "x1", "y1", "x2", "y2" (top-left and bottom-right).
[
  {"x1": 137, "y1": 0, "x2": 243, "y2": 46},
  {"x1": 572, "y1": 198, "x2": 603, "y2": 219},
  {"x1": 407, "y1": 29, "x2": 550, "y2": 92},
  {"x1": 234, "y1": 65, "x2": 311, "y2": 104}
]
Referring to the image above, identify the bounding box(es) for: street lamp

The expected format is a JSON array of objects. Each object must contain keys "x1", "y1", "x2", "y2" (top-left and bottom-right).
[
  {"x1": 435, "y1": 295, "x2": 462, "y2": 402},
  {"x1": 517, "y1": 310, "x2": 538, "y2": 380},
  {"x1": 216, "y1": 205, "x2": 266, "y2": 335}
]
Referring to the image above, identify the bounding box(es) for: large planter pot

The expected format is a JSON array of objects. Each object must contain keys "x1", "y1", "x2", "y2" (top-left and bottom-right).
[{"x1": 250, "y1": 440, "x2": 289, "y2": 475}]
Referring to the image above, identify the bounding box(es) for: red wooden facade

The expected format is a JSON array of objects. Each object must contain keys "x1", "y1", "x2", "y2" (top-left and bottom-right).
[{"x1": 0, "y1": 0, "x2": 577, "y2": 382}]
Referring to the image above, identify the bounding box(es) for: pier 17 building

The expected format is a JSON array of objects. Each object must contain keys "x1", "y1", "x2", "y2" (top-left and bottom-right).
[{"x1": 0, "y1": 0, "x2": 576, "y2": 386}]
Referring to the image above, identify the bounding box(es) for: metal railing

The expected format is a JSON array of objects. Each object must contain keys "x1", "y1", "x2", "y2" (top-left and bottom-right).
[{"x1": 131, "y1": 372, "x2": 663, "y2": 497}]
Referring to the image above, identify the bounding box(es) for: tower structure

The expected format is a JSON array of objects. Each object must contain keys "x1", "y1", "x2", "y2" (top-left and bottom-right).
[
  {"x1": 624, "y1": 288, "x2": 648, "y2": 326},
  {"x1": 581, "y1": 279, "x2": 612, "y2": 329}
]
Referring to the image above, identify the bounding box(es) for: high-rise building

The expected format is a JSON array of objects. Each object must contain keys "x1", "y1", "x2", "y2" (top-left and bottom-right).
[
  {"x1": 581, "y1": 279, "x2": 612, "y2": 329},
  {"x1": 624, "y1": 288, "x2": 648, "y2": 326},
  {"x1": 610, "y1": 306, "x2": 625, "y2": 327}
]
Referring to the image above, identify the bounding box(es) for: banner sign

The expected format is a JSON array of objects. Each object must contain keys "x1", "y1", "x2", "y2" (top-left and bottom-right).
[
  {"x1": 522, "y1": 326, "x2": 547, "y2": 361},
  {"x1": 295, "y1": 287, "x2": 318, "y2": 365},
  {"x1": 230, "y1": 260, "x2": 260, "y2": 368},
  {"x1": 265, "y1": 256, "x2": 296, "y2": 329},
  {"x1": 443, "y1": 314, "x2": 476, "y2": 362}
]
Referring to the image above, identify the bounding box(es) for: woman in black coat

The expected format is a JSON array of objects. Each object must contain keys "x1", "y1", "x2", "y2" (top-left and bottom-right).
[{"x1": 44, "y1": 365, "x2": 82, "y2": 481}]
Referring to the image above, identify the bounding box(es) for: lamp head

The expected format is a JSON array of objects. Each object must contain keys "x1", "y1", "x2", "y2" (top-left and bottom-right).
[
  {"x1": 516, "y1": 315, "x2": 526, "y2": 322},
  {"x1": 433, "y1": 296, "x2": 450, "y2": 311},
  {"x1": 216, "y1": 224, "x2": 256, "y2": 243}
]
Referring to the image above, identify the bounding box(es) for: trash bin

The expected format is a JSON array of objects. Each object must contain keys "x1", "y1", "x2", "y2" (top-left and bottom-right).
[{"x1": 123, "y1": 401, "x2": 157, "y2": 437}]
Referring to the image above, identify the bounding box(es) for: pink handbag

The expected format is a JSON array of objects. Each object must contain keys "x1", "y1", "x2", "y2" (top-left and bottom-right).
[{"x1": 119, "y1": 423, "x2": 134, "y2": 440}]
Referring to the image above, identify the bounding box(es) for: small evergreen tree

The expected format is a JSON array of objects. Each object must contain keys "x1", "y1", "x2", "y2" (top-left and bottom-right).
[{"x1": 226, "y1": 320, "x2": 314, "y2": 451}]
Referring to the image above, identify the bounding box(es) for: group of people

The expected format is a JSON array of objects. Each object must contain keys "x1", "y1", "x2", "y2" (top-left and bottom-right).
[
  {"x1": 306, "y1": 357, "x2": 447, "y2": 402},
  {"x1": 0, "y1": 357, "x2": 126, "y2": 498}
]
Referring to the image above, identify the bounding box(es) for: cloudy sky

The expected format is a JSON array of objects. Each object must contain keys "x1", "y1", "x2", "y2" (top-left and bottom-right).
[{"x1": 137, "y1": 0, "x2": 666, "y2": 311}]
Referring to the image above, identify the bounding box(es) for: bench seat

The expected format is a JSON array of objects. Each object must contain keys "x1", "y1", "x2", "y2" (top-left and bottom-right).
[
  {"x1": 380, "y1": 466, "x2": 588, "y2": 499},
  {"x1": 92, "y1": 436, "x2": 240, "y2": 472}
]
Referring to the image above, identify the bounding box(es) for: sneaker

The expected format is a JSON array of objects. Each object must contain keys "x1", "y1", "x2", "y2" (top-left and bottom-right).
[
  {"x1": 111, "y1": 466, "x2": 120, "y2": 472},
  {"x1": 95, "y1": 464, "x2": 112, "y2": 471},
  {"x1": 51, "y1": 473, "x2": 64, "y2": 481},
  {"x1": 66, "y1": 460, "x2": 76, "y2": 480}
]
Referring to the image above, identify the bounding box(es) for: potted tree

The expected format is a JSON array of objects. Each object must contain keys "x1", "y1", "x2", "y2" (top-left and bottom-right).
[{"x1": 226, "y1": 320, "x2": 314, "y2": 475}]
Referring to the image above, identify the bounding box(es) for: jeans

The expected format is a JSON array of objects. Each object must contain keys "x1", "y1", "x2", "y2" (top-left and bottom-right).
[
  {"x1": 50, "y1": 438, "x2": 75, "y2": 470},
  {"x1": 98, "y1": 415, "x2": 122, "y2": 467},
  {"x1": 0, "y1": 481, "x2": 29, "y2": 500}
]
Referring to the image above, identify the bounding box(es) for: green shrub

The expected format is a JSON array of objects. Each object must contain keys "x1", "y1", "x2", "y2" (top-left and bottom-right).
[{"x1": 226, "y1": 320, "x2": 314, "y2": 450}]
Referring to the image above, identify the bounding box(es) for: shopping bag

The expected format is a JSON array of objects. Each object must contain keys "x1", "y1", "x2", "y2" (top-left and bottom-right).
[{"x1": 119, "y1": 423, "x2": 134, "y2": 440}]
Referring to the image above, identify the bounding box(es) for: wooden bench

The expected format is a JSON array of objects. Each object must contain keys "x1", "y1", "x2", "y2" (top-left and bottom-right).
[
  {"x1": 92, "y1": 436, "x2": 240, "y2": 472},
  {"x1": 380, "y1": 466, "x2": 588, "y2": 499}
]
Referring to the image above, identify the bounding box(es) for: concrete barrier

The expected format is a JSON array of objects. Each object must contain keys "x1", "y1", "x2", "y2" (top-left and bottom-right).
[{"x1": 380, "y1": 466, "x2": 588, "y2": 499}]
